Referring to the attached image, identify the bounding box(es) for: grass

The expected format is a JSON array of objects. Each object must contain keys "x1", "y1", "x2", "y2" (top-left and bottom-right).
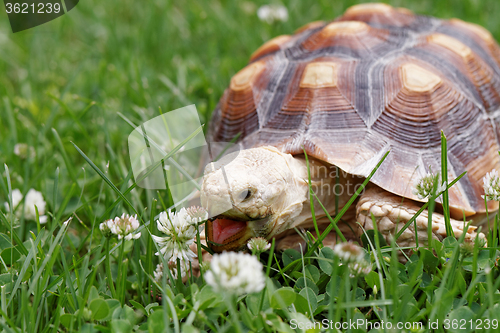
[{"x1": 2, "y1": 0, "x2": 500, "y2": 332}]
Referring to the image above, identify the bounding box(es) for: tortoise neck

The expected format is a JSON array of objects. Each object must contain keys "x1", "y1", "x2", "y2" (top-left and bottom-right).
[{"x1": 288, "y1": 156, "x2": 362, "y2": 228}]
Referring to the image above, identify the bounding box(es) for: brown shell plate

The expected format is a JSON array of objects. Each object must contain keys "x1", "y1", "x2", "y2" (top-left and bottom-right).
[{"x1": 207, "y1": 3, "x2": 500, "y2": 216}]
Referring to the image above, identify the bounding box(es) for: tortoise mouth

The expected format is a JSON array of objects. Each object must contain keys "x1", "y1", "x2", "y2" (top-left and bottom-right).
[
  {"x1": 212, "y1": 218, "x2": 247, "y2": 245},
  {"x1": 206, "y1": 215, "x2": 271, "y2": 253}
]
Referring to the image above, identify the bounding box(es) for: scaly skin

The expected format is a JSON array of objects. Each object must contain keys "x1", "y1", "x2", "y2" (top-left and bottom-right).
[{"x1": 356, "y1": 187, "x2": 486, "y2": 249}]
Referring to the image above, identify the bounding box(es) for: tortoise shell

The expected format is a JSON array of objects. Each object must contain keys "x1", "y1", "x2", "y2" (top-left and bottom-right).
[{"x1": 207, "y1": 3, "x2": 500, "y2": 217}]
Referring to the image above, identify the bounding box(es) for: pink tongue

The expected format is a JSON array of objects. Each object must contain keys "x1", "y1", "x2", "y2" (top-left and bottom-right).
[{"x1": 213, "y1": 219, "x2": 246, "y2": 244}]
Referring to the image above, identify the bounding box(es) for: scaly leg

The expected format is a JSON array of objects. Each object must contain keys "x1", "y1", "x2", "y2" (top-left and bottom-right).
[{"x1": 356, "y1": 187, "x2": 485, "y2": 249}]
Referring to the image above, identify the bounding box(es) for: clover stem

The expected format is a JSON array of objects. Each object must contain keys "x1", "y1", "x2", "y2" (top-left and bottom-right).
[
  {"x1": 195, "y1": 223, "x2": 203, "y2": 280},
  {"x1": 105, "y1": 239, "x2": 117, "y2": 299},
  {"x1": 117, "y1": 239, "x2": 126, "y2": 305}
]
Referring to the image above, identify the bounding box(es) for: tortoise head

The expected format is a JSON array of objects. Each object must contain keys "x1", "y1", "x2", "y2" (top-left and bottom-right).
[{"x1": 200, "y1": 146, "x2": 308, "y2": 252}]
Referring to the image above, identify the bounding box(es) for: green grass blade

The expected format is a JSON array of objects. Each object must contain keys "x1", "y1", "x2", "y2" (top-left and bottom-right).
[
  {"x1": 395, "y1": 171, "x2": 466, "y2": 240},
  {"x1": 358, "y1": 223, "x2": 388, "y2": 322},
  {"x1": 3, "y1": 97, "x2": 17, "y2": 142},
  {"x1": 28, "y1": 217, "x2": 72, "y2": 294},
  {"x1": 302, "y1": 149, "x2": 320, "y2": 243},
  {"x1": 303, "y1": 150, "x2": 390, "y2": 259},
  {"x1": 97, "y1": 124, "x2": 204, "y2": 220},
  {"x1": 72, "y1": 142, "x2": 140, "y2": 217},
  {"x1": 118, "y1": 111, "x2": 202, "y2": 191},
  {"x1": 52, "y1": 128, "x2": 78, "y2": 183},
  {"x1": 159, "y1": 75, "x2": 191, "y2": 106},
  {"x1": 0, "y1": 307, "x2": 20, "y2": 333},
  {"x1": 441, "y1": 131, "x2": 452, "y2": 237},
  {"x1": 44, "y1": 244, "x2": 102, "y2": 293},
  {"x1": 310, "y1": 191, "x2": 347, "y2": 243},
  {"x1": 7, "y1": 234, "x2": 42, "y2": 307},
  {"x1": 213, "y1": 132, "x2": 242, "y2": 162}
]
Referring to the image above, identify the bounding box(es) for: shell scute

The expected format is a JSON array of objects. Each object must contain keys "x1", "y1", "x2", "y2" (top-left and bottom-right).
[
  {"x1": 340, "y1": 3, "x2": 415, "y2": 27},
  {"x1": 208, "y1": 4, "x2": 500, "y2": 215}
]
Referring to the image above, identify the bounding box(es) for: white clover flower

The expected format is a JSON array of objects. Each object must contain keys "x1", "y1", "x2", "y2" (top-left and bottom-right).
[
  {"x1": 412, "y1": 171, "x2": 446, "y2": 201},
  {"x1": 482, "y1": 169, "x2": 500, "y2": 202},
  {"x1": 4, "y1": 188, "x2": 47, "y2": 223},
  {"x1": 13, "y1": 143, "x2": 35, "y2": 159},
  {"x1": 154, "y1": 263, "x2": 164, "y2": 282},
  {"x1": 152, "y1": 208, "x2": 198, "y2": 263},
  {"x1": 24, "y1": 189, "x2": 47, "y2": 222},
  {"x1": 185, "y1": 206, "x2": 208, "y2": 229},
  {"x1": 154, "y1": 260, "x2": 189, "y2": 283},
  {"x1": 100, "y1": 213, "x2": 141, "y2": 240},
  {"x1": 247, "y1": 237, "x2": 271, "y2": 253},
  {"x1": 257, "y1": 4, "x2": 288, "y2": 24},
  {"x1": 333, "y1": 241, "x2": 365, "y2": 263},
  {"x1": 4, "y1": 189, "x2": 22, "y2": 213},
  {"x1": 205, "y1": 251, "x2": 265, "y2": 295},
  {"x1": 348, "y1": 261, "x2": 372, "y2": 277},
  {"x1": 99, "y1": 221, "x2": 113, "y2": 238}
]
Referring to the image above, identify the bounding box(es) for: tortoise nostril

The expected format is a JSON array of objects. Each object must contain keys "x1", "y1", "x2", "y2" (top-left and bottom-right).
[{"x1": 238, "y1": 189, "x2": 252, "y2": 201}]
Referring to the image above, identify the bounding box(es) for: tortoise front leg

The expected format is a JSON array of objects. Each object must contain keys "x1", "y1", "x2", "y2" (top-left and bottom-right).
[{"x1": 355, "y1": 187, "x2": 486, "y2": 250}]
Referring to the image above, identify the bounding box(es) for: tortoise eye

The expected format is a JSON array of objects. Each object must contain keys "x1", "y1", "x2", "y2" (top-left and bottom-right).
[{"x1": 238, "y1": 189, "x2": 252, "y2": 201}]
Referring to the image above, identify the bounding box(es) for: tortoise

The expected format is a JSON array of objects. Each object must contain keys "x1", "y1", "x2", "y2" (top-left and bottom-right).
[{"x1": 199, "y1": 3, "x2": 500, "y2": 255}]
